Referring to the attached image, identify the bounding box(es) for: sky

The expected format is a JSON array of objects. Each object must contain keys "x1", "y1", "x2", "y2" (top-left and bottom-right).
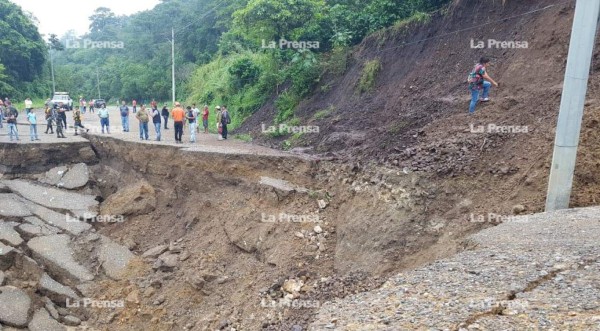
[{"x1": 10, "y1": 0, "x2": 161, "y2": 38}]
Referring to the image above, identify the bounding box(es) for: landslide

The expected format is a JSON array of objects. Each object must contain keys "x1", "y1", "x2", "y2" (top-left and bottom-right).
[{"x1": 239, "y1": 0, "x2": 600, "y2": 211}]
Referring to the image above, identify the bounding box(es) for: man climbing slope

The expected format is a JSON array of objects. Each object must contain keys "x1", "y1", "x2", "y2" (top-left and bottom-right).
[{"x1": 468, "y1": 57, "x2": 499, "y2": 114}]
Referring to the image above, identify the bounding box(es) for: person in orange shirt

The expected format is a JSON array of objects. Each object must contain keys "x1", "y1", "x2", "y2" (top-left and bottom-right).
[{"x1": 171, "y1": 102, "x2": 185, "y2": 144}]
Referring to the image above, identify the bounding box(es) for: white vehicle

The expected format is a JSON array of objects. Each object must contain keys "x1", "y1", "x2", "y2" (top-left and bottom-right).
[{"x1": 49, "y1": 92, "x2": 73, "y2": 110}]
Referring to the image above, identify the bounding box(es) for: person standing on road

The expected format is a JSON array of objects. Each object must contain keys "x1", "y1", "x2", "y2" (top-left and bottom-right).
[
  {"x1": 52, "y1": 107, "x2": 65, "y2": 138},
  {"x1": 44, "y1": 106, "x2": 54, "y2": 134},
  {"x1": 6, "y1": 105, "x2": 19, "y2": 141},
  {"x1": 215, "y1": 106, "x2": 223, "y2": 140},
  {"x1": 27, "y1": 110, "x2": 39, "y2": 141},
  {"x1": 24, "y1": 97, "x2": 33, "y2": 114},
  {"x1": 98, "y1": 104, "x2": 110, "y2": 134},
  {"x1": 202, "y1": 105, "x2": 209, "y2": 134},
  {"x1": 151, "y1": 104, "x2": 161, "y2": 141},
  {"x1": 186, "y1": 106, "x2": 197, "y2": 143},
  {"x1": 221, "y1": 105, "x2": 231, "y2": 140},
  {"x1": 468, "y1": 56, "x2": 499, "y2": 114},
  {"x1": 132, "y1": 99, "x2": 137, "y2": 113},
  {"x1": 191, "y1": 104, "x2": 200, "y2": 134},
  {"x1": 73, "y1": 108, "x2": 89, "y2": 135},
  {"x1": 162, "y1": 103, "x2": 170, "y2": 129},
  {"x1": 89, "y1": 100, "x2": 94, "y2": 113},
  {"x1": 120, "y1": 101, "x2": 130, "y2": 132},
  {"x1": 136, "y1": 104, "x2": 150, "y2": 140},
  {"x1": 0, "y1": 100, "x2": 5, "y2": 130},
  {"x1": 58, "y1": 102, "x2": 68, "y2": 129},
  {"x1": 172, "y1": 102, "x2": 185, "y2": 144}
]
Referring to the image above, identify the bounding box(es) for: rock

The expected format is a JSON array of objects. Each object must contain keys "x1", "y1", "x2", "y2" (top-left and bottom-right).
[
  {"x1": 0, "y1": 286, "x2": 31, "y2": 327},
  {"x1": 314, "y1": 225, "x2": 323, "y2": 234},
  {"x1": 294, "y1": 231, "x2": 304, "y2": 239},
  {"x1": 58, "y1": 163, "x2": 89, "y2": 190},
  {"x1": 97, "y1": 236, "x2": 135, "y2": 280},
  {"x1": 512, "y1": 204, "x2": 526, "y2": 215},
  {"x1": 2, "y1": 180, "x2": 98, "y2": 217},
  {"x1": 186, "y1": 275, "x2": 205, "y2": 290},
  {"x1": 42, "y1": 297, "x2": 60, "y2": 320},
  {"x1": 126, "y1": 289, "x2": 140, "y2": 304},
  {"x1": 259, "y1": 176, "x2": 309, "y2": 197},
  {"x1": 28, "y1": 235, "x2": 94, "y2": 282},
  {"x1": 153, "y1": 252, "x2": 178, "y2": 271},
  {"x1": 282, "y1": 279, "x2": 304, "y2": 294},
  {"x1": 75, "y1": 283, "x2": 94, "y2": 298},
  {"x1": 142, "y1": 245, "x2": 168, "y2": 258},
  {"x1": 0, "y1": 194, "x2": 33, "y2": 218},
  {"x1": 62, "y1": 315, "x2": 81, "y2": 326},
  {"x1": 179, "y1": 250, "x2": 190, "y2": 261},
  {"x1": 28, "y1": 308, "x2": 66, "y2": 331},
  {"x1": 38, "y1": 273, "x2": 80, "y2": 304},
  {"x1": 56, "y1": 307, "x2": 69, "y2": 316},
  {"x1": 39, "y1": 166, "x2": 68, "y2": 186},
  {"x1": 124, "y1": 238, "x2": 137, "y2": 250},
  {"x1": 0, "y1": 222, "x2": 23, "y2": 247},
  {"x1": 100, "y1": 180, "x2": 156, "y2": 217},
  {"x1": 318, "y1": 199, "x2": 328, "y2": 210},
  {"x1": 0, "y1": 270, "x2": 4, "y2": 286},
  {"x1": 291, "y1": 325, "x2": 303, "y2": 331},
  {"x1": 26, "y1": 204, "x2": 91, "y2": 236},
  {"x1": 458, "y1": 199, "x2": 473, "y2": 213},
  {"x1": 0, "y1": 243, "x2": 16, "y2": 271},
  {"x1": 17, "y1": 221, "x2": 61, "y2": 240}
]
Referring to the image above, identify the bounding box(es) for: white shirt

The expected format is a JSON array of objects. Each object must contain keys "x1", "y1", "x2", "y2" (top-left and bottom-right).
[{"x1": 25, "y1": 99, "x2": 32, "y2": 108}]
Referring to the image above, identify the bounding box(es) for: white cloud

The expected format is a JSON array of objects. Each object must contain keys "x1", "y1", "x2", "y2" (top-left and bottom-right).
[{"x1": 10, "y1": 0, "x2": 161, "y2": 38}]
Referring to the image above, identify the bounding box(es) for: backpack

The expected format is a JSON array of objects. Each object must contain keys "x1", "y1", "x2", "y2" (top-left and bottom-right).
[
  {"x1": 468, "y1": 64, "x2": 485, "y2": 87},
  {"x1": 187, "y1": 109, "x2": 194, "y2": 123}
]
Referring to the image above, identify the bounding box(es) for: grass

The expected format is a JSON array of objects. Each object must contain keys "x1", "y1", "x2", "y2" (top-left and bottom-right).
[
  {"x1": 313, "y1": 105, "x2": 335, "y2": 120},
  {"x1": 11, "y1": 98, "x2": 47, "y2": 111},
  {"x1": 234, "y1": 133, "x2": 253, "y2": 142},
  {"x1": 357, "y1": 59, "x2": 382, "y2": 93}
]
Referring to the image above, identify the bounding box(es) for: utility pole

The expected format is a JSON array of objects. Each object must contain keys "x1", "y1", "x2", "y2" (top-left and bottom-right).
[
  {"x1": 96, "y1": 68, "x2": 101, "y2": 99},
  {"x1": 50, "y1": 50, "x2": 56, "y2": 94},
  {"x1": 171, "y1": 27, "x2": 176, "y2": 105},
  {"x1": 545, "y1": 0, "x2": 600, "y2": 211}
]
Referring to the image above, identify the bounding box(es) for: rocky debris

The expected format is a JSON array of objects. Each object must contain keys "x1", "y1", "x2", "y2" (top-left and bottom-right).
[
  {"x1": 42, "y1": 297, "x2": 60, "y2": 320},
  {"x1": 97, "y1": 235, "x2": 135, "y2": 280},
  {"x1": 313, "y1": 225, "x2": 323, "y2": 234},
  {"x1": 0, "y1": 222, "x2": 24, "y2": 247},
  {"x1": 0, "y1": 286, "x2": 31, "y2": 327},
  {"x1": 512, "y1": 204, "x2": 526, "y2": 215},
  {"x1": 39, "y1": 166, "x2": 68, "y2": 186},
  {"x1": 100, "y1": 180, "x2": 156, "y2": 217},
  {"x1": 282, "y1": 279, "x2": 304, "y2": 295},
  {"x1": 317, "y1": 199, "x2": 328, "y2": 210},
  {"x1": 2, "y1": 180, "x2": 98, "y2": 217},
  {"x1": 28, "y1": 308, "x2": 66, "y2": 331},
  {"x1": 0, "y1": 243, "x2": 16, "y2": 271},
  {"x1": 0, "y1": 270, "x2": 4, "y2": 285},
  {"x1": 185, "y1": 274, "x2": 206, "y2": 290},
  {"x1": 58, "y1": 163, "x2": 89, "y2": 190},
  {"x1": 38, "y1": 273, "x2": 80, "y2": 304},
  {"x1": 0, "y1": 194, "x2": 33, "y2": 218},
  {"x1": 259, "y1": 176, "x2": 309, "y2": 197},
  {"x1": 27, "y1": 235, "x2": 94, "y2": 283},
  {"x1": 142, "y1": 244, "x2": 168, "y2": 259},
  {"x1": 26, "y1": 204, "x2": 91, "y2": 236}
]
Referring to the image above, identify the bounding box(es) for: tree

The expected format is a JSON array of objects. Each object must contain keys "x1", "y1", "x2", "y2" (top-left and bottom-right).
[{"x1": 89, "y1": 7, "x2": 119, "y2": 37}]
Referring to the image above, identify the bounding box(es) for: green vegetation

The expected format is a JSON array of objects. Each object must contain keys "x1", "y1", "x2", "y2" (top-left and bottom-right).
[
  {"x1": 358, "y1": 59, "x2": 382, "y2": 93},
  {"x1": 2, "y1": 0, "x2": 451, "y2": 126},
  {"x1": 313, "y1": 105, "x2": 335, "y2": 120}
]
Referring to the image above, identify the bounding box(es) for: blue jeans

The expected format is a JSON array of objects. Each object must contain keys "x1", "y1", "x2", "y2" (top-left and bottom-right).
[
  {"x1": 30, "y1": 124, "x2": 38, "y2": 140},
  {"x1": 100, "y1": 118, "x2": 109, "y2": 133},
  {"x1": 469, "y1": 81, "x2": 492, "y2": 113},
  {"x1": 154, "y1": 122, "x2": 161, "y2": 141},
  {"x1": 121, "y1": 116, "x2": 129, "y2": 131},
  {"x1": 8, "y1": 123, "x2": 18, "y2": 140},
  {"x1": 139, "y1": 122, "x2": 149, "y2": 140}
]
